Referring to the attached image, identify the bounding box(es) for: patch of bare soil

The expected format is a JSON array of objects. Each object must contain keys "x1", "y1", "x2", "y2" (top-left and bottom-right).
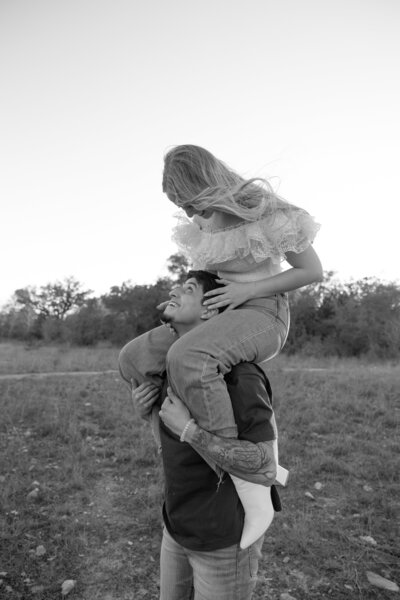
[{"x1": 75, "y1": 469, "x2": 162, "y2": 600}]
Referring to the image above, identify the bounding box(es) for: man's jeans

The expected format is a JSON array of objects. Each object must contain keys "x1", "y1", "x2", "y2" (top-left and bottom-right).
[
  {"x1": 160, "y1": 528, "x2": 264, "y2": 600},
  {"x1": 119, "y1": 294, "x2": 289, "y2": 437}
]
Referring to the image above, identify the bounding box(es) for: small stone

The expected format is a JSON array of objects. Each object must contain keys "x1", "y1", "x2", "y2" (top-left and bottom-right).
[
  {"x1": 27, "y1": 489, "x2": 40, "y2": 500},
  {"x1": 344, "y1": 584, "x2": 354, "y2": 591},
  {"x1": 283, "y1": 556, "x2": 290, "y2": 563},
  {"x1": 314, "y1": 482, "x2": 323, "y2": 490},
  {"x1": 363, "y1": 484, "x2": 373, "y2": 492},
  {"x1": 290, "y1": 569, "x2": 306, "y2": 582},
  {"x1": 61, "y1": 579, "x2": 77, "y2": 596},
  {"x1": 360, "y1": 535, "x2": 377, "y2": 546},
  {"x1": 31, "y1": 585, "x2": 45, "y2": 594},
  {"x1": 366, "y1": 571, "x2": 399, "y2": 592},
  {"x1": 31, "y1": 480, "x2": 40, "y2": 488},
  {"x1": 305, "y1": 491, "x2": 316, "y2": 501},
  {"x1": 35, "y1": 545, "x2": 46, "y2": 557}
]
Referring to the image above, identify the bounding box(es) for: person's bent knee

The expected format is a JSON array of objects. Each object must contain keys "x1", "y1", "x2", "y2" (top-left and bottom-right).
[{"x1": 118, "y1": 339, "x2": 143, "y2": 386}]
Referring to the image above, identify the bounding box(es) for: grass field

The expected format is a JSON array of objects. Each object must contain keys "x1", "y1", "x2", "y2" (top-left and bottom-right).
[{"x1": 0, "y1": 342, "x2": 399, "y2": 599}]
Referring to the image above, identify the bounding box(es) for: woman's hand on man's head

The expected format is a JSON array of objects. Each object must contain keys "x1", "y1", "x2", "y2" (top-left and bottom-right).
[{"x1": 203, "y1": 279, "x2": 254, "y2": 310}]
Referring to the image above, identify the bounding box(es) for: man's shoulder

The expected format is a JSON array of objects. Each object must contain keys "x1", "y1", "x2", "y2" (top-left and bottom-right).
[
  {"x1": 225, "y1": 362, "x2": 267, "y2": 384},
  {"x1": 232, "y1": 362, "x2": 263, "y2": 374},
  {"x1": 225, "y1": 362, "x2": 274, "y2": 442},
  {"x1": 225, "y1": 362, "x2": 272, "y2": 406}
]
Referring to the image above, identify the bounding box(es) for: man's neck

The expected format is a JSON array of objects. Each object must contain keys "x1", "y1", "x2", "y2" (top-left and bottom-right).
[{"x1": 173, "y1": 321, "x2": 202, "y2": 338}]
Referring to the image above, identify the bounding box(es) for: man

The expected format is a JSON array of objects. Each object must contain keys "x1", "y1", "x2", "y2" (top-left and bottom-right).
[{"x1": 119, "y1": 271, "x2": 283, "y2": 600}]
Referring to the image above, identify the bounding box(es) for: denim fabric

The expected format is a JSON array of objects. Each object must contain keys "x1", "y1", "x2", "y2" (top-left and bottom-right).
[
  {"x1": 167, "y1": 294, "x2": 289, "y2": 436},
  {"x1": 119, "y1": 295, "x2": 289, "y2": 437},
  {"x1": 160, "y1": 527, "x2": 264, "y2": 600},
  {"x1": 119, "y1": 324, "x2": 177, "y2": 387}
]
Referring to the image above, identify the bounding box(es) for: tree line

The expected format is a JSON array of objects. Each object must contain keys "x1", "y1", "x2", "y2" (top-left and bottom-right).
[{"x1": 1, "y1": 255, "x2": 399, "y2": 359}]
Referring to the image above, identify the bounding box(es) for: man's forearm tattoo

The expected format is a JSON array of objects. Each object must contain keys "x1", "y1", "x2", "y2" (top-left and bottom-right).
[{"x1": 189, "y1": 425, "x2": 276, "y2": 484}]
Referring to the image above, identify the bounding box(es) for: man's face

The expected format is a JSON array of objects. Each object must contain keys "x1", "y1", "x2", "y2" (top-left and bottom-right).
[{"x1": 163, "y1": 278, "x2": 206, "y2": 327}]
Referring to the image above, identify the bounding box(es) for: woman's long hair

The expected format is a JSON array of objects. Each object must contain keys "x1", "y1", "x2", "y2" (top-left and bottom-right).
[{"x1": 162, "y1": 145, "x2": 288, "y2": 222}]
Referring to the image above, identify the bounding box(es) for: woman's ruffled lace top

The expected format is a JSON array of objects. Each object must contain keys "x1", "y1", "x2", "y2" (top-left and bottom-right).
[{"x1": 172, "y1": 205, "x2": 320, "y2": 273}]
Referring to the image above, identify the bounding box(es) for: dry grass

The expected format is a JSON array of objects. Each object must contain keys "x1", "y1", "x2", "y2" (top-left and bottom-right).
[
  {"x1": 0, "y1": 341, "x2": 118, "y2": 374},
  {"x1": 0, "y1": 342, "x2": 399, "y2": 599},
  {"x1": 259, "y1": 365, "x2": 400, "y2": 599},
  {"x1": 0, "y1": 371, "x2": 163, "y2": 599}
]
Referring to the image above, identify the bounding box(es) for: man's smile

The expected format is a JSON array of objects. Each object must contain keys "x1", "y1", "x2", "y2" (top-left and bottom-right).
[{"x1": 167, "y1": 300, "x2": 180, "y2": 308}]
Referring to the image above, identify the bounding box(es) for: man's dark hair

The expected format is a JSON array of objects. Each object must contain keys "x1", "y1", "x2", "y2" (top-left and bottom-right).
[{"x1": 186, "y1": 270, "x2": 227, "y2": 313}]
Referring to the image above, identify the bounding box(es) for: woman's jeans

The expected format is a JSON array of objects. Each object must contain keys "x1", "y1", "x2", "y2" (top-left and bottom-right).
[
  {"x1": 160, "y1": 527, "x2": 264, "y2": 600},
  {"x1": 119, "y1": 294, "x2": 290, "y2": 438}
]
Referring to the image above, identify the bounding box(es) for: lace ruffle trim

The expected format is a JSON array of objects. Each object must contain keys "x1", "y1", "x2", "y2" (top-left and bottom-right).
[{"x1": 172, "y1": 209, "x2": 320, "y2": 269}]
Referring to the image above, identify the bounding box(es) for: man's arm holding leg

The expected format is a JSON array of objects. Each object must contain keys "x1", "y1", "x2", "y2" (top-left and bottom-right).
[
  {"x1": 186, "y1": 424, "x2": 277, "y2": 486},
  {"x1": 131, "y1": 382, "x2": 162, "y2": 450},
  {"x1": 160, "y1": 388, "x2": 278, "y2": 487}
]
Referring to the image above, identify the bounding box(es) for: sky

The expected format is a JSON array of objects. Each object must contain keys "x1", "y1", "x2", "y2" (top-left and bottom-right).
[{"x1": 1, "y1": 0, "x2": 399, "y2": 307}]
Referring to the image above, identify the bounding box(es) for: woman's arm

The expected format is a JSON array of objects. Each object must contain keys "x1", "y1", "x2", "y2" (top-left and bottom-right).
[
  {"x1": 204, "y1": 245, "x2": 323, "y2": 310},
  {"x1": 159, "y1": 388, "x2": 276, "y2": 486},
  {"x1": 253, "y1": 244, "x2": 323, "y2": 295}
]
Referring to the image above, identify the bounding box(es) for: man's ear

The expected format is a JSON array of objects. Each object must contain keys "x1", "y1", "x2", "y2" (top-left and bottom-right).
[{"x1": 200, "y1": 306, "x2": 219, "y2": 320}]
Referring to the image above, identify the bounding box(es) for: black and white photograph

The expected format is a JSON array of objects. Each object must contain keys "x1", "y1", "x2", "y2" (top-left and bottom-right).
[{"x1": 0, "y1": 1, "x2": 399, "y2": 598}]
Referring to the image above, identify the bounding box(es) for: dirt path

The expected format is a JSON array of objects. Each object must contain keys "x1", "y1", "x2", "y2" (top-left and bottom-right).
[
  {"x1": 0, "y1": 369, "x2": 119, "y2": 380},
  {"x1": 1, "y1": 364, "x2": 396, "y2": 382},
  {"x1": 0, "y1": 367, "x2": 330, "y2": 381}
]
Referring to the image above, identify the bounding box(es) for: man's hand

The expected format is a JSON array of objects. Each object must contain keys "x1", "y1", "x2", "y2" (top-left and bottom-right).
[
  {"x1": 159, "y1": 387, "x2": 192, "y2": 436},
  {"x1": 131, "y1": 381, "x2": 160, "y2": 420}
]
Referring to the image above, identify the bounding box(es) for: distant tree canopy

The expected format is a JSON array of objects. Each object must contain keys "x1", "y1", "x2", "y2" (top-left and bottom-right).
[
  {"x1": 166, "y1": 253, "x2": 190, "y2": 284},
  {"x1": 1, "y1": 260, "x2": 399, "y2": 358},
  {"x1": 285, "y1": 272, "x2": 400, "y2": 358},
  {"x1": 14, "y1": 277, "x2": 91, "y2": 320}
]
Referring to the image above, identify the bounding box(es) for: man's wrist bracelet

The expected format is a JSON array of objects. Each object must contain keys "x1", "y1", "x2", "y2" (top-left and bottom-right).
[{"x1": 180, "y1": 418, "x2": 195, "y2": 442}]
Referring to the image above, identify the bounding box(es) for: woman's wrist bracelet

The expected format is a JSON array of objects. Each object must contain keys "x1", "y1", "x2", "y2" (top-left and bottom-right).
[{"x1": 180, "y1": 418, "x2": 195, "y2": 442}]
